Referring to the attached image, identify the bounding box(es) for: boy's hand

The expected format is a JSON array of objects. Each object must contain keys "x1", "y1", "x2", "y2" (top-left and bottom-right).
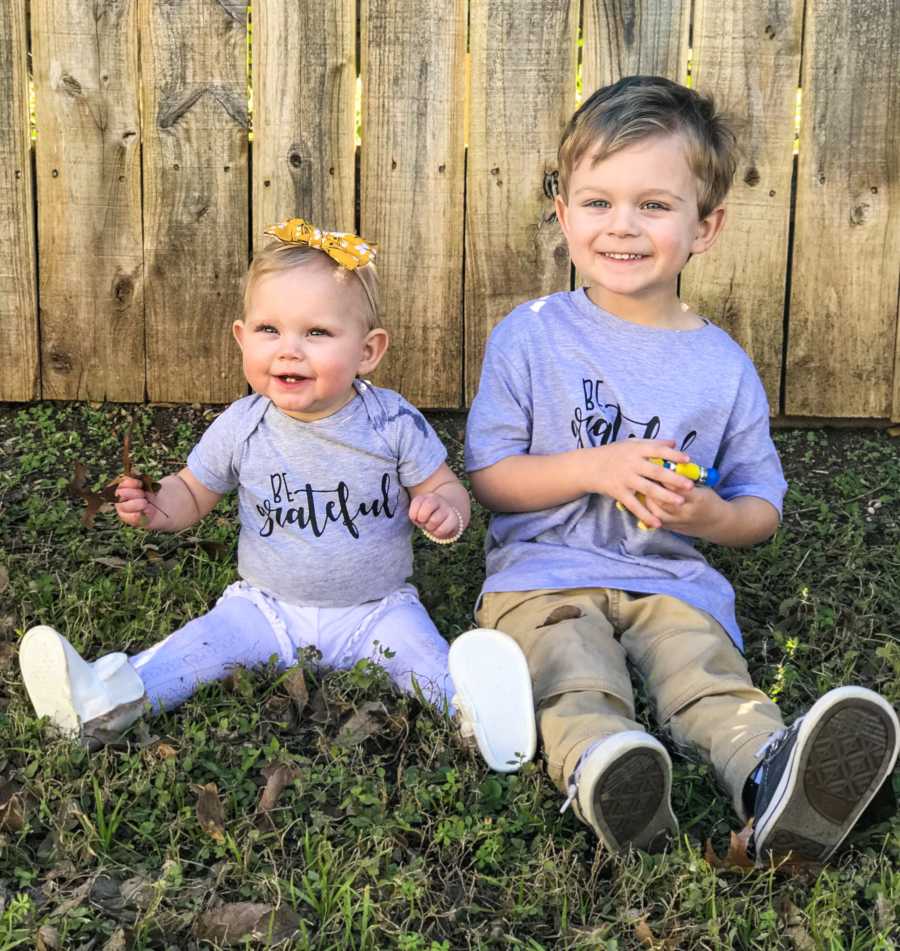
[
  {"x1": 643, "y1": 485, "x2": 726, "y2": 539},
  {"x1": 114, "y1": 475, "x2": 156, "y2": 529},
  {"x1": 586, "y1": 440, "x2": 695, "y2": 530},
  {"x1": 409, "y1": 493, "x2": 463, "y2": 540}
]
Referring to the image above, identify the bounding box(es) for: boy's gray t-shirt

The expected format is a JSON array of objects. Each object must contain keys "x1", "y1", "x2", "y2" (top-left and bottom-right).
[
  {"x1": 465, "y1": 289, "x2": 787, "y2": 649},
  {"x1": 187, "y1": 381, "x2": 447, "y2": 607}
]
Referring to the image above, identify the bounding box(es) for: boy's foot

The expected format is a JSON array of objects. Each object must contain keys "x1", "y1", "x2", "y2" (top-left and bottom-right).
[
  {"x1": 19, "y1": 625, "x2": 147, "y2": 743},
  {"x1": 448, "y1": 628, "x2": 536, "y2": 773},
  {"x1": 751, "y1": 686, "x2": 900, "y2": 864},
  {"x1": 565, "y1": 731, "x2": 678, "y2": 853}
]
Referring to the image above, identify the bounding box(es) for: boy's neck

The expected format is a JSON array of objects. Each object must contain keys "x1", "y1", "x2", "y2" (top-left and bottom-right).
[{"x1": 585, "y1": 285, "x2": 703, "y2": 330}]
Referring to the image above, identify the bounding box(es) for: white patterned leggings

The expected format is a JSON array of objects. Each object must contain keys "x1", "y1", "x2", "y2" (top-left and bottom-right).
[{"x1": 128, "y1": 581, "x2": 453, "y2": 713}]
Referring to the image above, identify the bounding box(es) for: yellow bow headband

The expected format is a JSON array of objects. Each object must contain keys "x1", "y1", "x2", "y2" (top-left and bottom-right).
[{"x1": 264, "y1": 218, "x2": 376, "y2": 270}]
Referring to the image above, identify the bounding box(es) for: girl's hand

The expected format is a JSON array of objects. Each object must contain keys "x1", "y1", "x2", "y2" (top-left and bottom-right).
[
  {"x1": 585, "y1": 440, "x2": 695, "y2": 530},
  {"x1": 114, "y1": 475, "x2": 154, "y2": 528},
  {"x1": 408, "y1": 492, "x2": 462, "y2": 541}
]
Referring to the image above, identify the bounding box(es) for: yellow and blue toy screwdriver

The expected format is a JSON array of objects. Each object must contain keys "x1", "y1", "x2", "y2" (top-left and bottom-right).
[{"x1": 616, "y1": 457, "x2": 720, "y2": 530}]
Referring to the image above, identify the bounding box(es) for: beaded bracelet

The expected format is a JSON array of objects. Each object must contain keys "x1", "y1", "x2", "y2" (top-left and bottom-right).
[{"x1": 421, "y1": 505, "x2": 465, "y2": 545}]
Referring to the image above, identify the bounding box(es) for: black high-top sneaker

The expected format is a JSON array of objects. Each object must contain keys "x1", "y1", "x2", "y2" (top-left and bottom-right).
[
  {"x1": 561, "y1": 731, "x2": 679, "y2": 853},
  {"x1": 751, "y1": 687, "x2": 899, "y2": 864}
]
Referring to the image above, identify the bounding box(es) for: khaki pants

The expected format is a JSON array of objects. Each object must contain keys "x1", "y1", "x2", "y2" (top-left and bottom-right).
[{"x1": 476, "y1": 588, "x2": 784, "y2": 820}]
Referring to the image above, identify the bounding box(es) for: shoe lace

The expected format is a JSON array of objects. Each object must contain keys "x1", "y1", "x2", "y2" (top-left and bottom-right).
[
  {"x1": 754, "y1": 717, "x2": 803, "y2": 761},
  {"x1": 560, "y1": 776, "x2": 578, "y2": 815}
]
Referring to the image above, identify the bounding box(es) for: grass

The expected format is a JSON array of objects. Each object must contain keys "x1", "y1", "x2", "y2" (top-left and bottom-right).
[{"x1": 0, "y1": 401, "x2": 898, "y2": 950}]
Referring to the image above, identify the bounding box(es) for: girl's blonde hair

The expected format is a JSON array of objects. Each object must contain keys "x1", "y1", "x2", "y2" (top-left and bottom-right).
[
  {"x1": 558, "y1": 75, "x2": 738, "y2": 219},
  {"x1": 243, "y1": 242, "x2": 381, "y2": 329}
]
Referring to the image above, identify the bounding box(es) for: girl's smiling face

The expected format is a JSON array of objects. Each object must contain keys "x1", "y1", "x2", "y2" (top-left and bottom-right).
[
  {"x1": 555, "y1": 133, "x2": 725, "y2": 327},
  {"x1": 234, "y1": 260, "x2": 388, "y2": 421}
]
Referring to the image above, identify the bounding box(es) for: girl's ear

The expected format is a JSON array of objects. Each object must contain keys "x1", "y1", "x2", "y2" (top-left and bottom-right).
[
  {"x1": 358, "y1": 328, "x2": 389, "y2": 375},
  {"x1": 691, "y1": 205, "x2": 726, "y2": 255},
  {"x1": 232, "y1": 320, "x2": 246, "y2": 350}
]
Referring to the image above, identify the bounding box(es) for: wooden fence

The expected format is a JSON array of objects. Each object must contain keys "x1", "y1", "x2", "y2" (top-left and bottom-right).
[{"x1": 1, "y1": 0, "x2": 897, "y2": 418}]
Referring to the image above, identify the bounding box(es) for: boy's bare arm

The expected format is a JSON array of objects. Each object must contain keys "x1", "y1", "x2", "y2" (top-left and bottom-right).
[
  {"x1": 470, "y1": 440, "x2": 695, "y2": 528},
  {"x1": 646, "y1": 489, "x2": 779, "y2": 547},
  {"x1": 115, "y1": 467, "x2": 224, "y2": 532}
]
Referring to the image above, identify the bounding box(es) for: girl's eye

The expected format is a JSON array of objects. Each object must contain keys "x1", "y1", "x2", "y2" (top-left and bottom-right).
[
  {"x1": 308, "y1": 328, "x2": 330, "y2": 337},
  {"x1": 257, "y1": 324, "x2": 278, "y2": 334},
  {"x1": 584, "y1": 199, "x2": 610, "y2": 208}
]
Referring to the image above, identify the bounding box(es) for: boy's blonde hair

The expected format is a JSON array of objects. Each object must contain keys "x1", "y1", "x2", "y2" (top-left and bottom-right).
[
  {"x1": 558, "y1": 76, "x2": 738, "y2": 219},
  {"x1": 243, "y1": 242, "x2": 381, "y2": 330}
]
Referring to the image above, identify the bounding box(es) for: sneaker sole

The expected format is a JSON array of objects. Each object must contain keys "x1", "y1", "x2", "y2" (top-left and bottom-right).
[
  {"x1": 754, "y1": 687, "x2": 900, "y2": 863},
  {"x1": 448, "y1": 628, "x2": 536, "y2": 773},
  {"x1": 19, "y1": 626, "x2": 81, "y2": 736},
  {"x1": 580, "y1": 733, "x2": 678, "y2": 853}
]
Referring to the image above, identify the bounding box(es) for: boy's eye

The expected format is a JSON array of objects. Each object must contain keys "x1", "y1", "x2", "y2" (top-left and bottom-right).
[
  {"x1": 308, "y1": 328, "x2": 331, "y2": 337},
  {"x1": 584, "y1": 199, "x2": 610, "y2": 208},
  {"x1": 642, "y1": 201, "x2": 669, "y2": 211},
  {"x1": 256, "y1": 324, "x2": 278, "y2": 334}
]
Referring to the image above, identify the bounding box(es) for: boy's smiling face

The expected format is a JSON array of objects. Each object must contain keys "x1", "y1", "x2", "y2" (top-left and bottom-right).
[{"x1": 555, "y1": 133, "x2": 725, "y2": 327}]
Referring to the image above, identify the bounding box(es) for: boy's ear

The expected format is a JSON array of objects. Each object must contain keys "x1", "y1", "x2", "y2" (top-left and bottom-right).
[
  {"x1": 232, "y1": 320, "x2": 246, "y2": 350},
  {"x1": 358, "y1": 328, "x2": 389, "y2": 375},
  {"x1": 554, "y1": 194, "x2": 571, "y2": 237},
  {"x1": 691, "y1": 205, "x2": 726, "y2": 255}
]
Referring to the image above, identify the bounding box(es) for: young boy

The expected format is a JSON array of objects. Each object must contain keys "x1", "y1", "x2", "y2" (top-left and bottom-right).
[{"x1": 464, "y1": 76, "x2": 899, "y2": 862}]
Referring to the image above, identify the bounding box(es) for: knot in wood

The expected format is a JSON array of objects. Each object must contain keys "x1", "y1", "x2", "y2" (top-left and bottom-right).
[{"x1": 543, "y1": 170, "x2": 559, "y2": 199}]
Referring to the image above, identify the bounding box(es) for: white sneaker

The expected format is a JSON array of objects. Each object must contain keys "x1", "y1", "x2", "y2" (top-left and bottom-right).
[
  {"x1": 563, "y1": 731, "x2": 678, "y2": 853},
  {"x1": 448, "y1": 628, "x2": 536, "y2": 773},
  {"x1": 19, "y1": 625, "x2": 147, "y2": 742}
]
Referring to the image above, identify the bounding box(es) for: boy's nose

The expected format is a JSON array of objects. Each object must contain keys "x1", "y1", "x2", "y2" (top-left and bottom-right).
[{"x1": 607, "y1": 206, "x2": 638, "y2": 236}]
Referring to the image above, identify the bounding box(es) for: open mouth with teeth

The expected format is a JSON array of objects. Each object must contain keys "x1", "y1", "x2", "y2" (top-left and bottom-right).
[
  {"x1": 275, "y1": 374, "x2": 309, "y2": 385},
  {"x1": 601, "y1": 252, "x2": 647, "y2": 261}
]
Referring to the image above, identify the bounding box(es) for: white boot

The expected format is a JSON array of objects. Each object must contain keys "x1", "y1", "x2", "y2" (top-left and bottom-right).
[{"x1": 19, "y1": 625, "x2": 147, "y2": 741}]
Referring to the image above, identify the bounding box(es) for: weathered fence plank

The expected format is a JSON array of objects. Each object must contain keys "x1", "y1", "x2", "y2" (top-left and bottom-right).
[
  {"x1": 141, "y1": 0, "x2": 248, "y2": 403},
  {"x1": 582, "y1": 0, "x2": 689, "y2": 94},
  {"x1": 252, "y1": 0, "x2": 356, "y2": 249},
  {"x1": 0, "y1": 0, "x2": 37, "y2": 401},
  {"x1": 786, "y1": 0, "x2": 899, "y2": 417},
  {"x1": 465, "y1": 0, "x2": 577, "y2": 403},
  {"x1": 360, "y1": 0, "x2": 466, "y2": 408},
  {"x1": 682, "y1": 0, "x2": 802, "y2": 410},
  {"x1": 33, "y1": 0, "x2": 143, "y2": 400}
]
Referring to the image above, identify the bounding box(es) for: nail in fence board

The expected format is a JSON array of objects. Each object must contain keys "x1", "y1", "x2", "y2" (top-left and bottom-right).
[
  {"x1": 0, "y1": 0, "x2": 37, "y2": 401},
  {"x1": 252, "y1": 0, "x2": 356, "y2": 249},
  {"x1": 141, "y1": 0, "x2": 247, "y2": 403},
  {"x1": 465, "y1": 0, "x2": 577, "y2": 405},
  {"x1": 786, "y1": 0, "x2": 899, "y2": 417},
  {"x1": 33, "y1": 0, "x2": 144, "y2": 400},
  {"x1": 682, "y1": 0, "x2": 802, "y2": 411},
  {"x1": 360, "y1": 0, "x2": 466, "y2": 408}
]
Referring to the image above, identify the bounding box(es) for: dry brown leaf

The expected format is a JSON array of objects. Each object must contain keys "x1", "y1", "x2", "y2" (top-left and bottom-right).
[
  {"x1": 0, "y1": 642, "x2": 16, "y2": 675},
  {"x1": 193, "y1": 902, "x2": 300, "y2": 945},
  {"x1": 704, "y1": 820, "x2": 755, "y2": 869},
  {"x1": 282, "y1": 667, "x2": 309, "y2": 717},
  {"x1": 633, "y1": 916, "x2": 656, "y2": 947},
  {"x1": 194, "y1": 783, "x2": 226, "y2": 842},
  {"x1": 0, "y1": 777, "x2": 27, "y2": 832},
  {"x1": 336, "y1": 701, "x2": 388, "y2": 747},
  {"x1": 0, "y1": 564, "x2": 8, "y2": 593},
  {"x1": 887, "y1": 424, "x2": 900, "y2": 437},
  {"x1": 155, "y1": 742, "x2": 178, "y2": 760},
  {"x1": 258, "y1": 764, "x2": 301, "y2": 814},
  {"x1": 101, "y1": 929, "x2": 129, "y2": 951},
  {"x1": 35, "y1": 925, "x2": 61, "y2": 950},
  {"x1": 779, "y1": 897, "x2": 816, "y2": 951}
]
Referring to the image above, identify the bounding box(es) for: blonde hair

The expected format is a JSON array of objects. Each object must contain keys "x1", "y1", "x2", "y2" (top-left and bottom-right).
[
  {"x1": 558, "y1": 76, "x2": 738, "y2": 218},
  {"x1": 243, "y1": 242, "x2": 381, "y2": 330}
]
